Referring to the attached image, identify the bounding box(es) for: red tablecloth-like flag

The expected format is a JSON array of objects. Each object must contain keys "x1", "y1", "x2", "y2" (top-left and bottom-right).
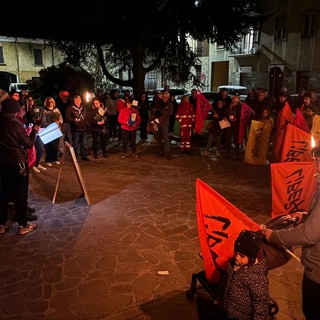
[
  {"x1": 271, "y1": 162, "x2": 316, "y2": 218},
  {"x1": 196, "y1": 178, "x2": 261, "y2": 284}
]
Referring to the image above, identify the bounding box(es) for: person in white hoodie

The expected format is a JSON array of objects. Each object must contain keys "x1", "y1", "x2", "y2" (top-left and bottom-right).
[{"x1": 262, "y1": 142, "x2": 320, "y2": 320}]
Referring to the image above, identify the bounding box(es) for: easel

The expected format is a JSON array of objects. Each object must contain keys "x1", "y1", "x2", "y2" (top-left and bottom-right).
[{"x1": 52, "y1": 142, "x2": 91, "y2": 205}]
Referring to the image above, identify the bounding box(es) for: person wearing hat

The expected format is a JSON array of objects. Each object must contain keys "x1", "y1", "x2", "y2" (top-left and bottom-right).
[
  {"x1": 0, "y1": 98, "x2": 39, "y2": 235},
  {"x1": 220, "y1": 229, "x2": 269, "y2": 320},
  {"x1": 262, "y1": 142, "x2": 320, "y2": 320}
]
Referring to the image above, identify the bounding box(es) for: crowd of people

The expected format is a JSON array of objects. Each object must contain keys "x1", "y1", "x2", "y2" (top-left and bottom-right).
[
  {"x1": 1, "y1": 83, "x2": 320, "y2": 319},
  {"x1": 201, "y1": 86, "x2": 320, "y2": 161}
]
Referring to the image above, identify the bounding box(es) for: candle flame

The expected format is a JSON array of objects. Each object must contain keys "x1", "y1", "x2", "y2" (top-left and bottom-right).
[{"x1": 311, "y1": 136, "x2": 316, "y2": 148}]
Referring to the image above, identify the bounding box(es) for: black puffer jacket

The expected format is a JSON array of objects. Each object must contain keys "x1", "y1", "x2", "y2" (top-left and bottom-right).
[
  {"x1": 223, "y1": 254, "x2": 270, "y2": 320},
  {"x1": 0, "y1": 113, "x2": 37, "y2": 165}
]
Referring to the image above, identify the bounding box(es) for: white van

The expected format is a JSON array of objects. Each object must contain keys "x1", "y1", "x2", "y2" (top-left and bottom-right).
[
  {"x1": 217, "y1": 85, "x2": 248, "y2": 101},
  {"x1": 9, "y1": 82, "x2": 29, "y2": 92}
]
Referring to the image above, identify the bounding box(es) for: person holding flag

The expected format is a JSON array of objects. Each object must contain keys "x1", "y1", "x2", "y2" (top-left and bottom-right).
[{"x1": 262, "y1": 141, "x2": 320, "y2": 320}]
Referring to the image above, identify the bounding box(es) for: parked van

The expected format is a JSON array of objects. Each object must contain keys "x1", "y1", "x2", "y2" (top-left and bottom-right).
[
  {"x1": 9, "y1": 82, "x2": 29, "y2": 92},
  {"x1": 217, "y1": 85, "x2": 248, "y2": 101}
]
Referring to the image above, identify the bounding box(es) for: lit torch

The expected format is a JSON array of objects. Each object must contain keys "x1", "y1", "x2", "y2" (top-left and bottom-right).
[{"x1": 85, "y1": 91, "x2": 90, "y2": 103}]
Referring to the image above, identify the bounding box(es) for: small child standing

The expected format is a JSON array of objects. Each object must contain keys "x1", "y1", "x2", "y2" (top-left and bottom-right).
[{"x1": 221, "y1": 230, "x2": 270, "y2": 320}]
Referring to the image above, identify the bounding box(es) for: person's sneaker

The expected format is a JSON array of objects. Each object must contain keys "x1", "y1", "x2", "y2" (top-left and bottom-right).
[
  {"x1": 37, "y1": 164, "x2": 47, "y2": 171},
  {"x1": 133, "y1": 153, "x2": 139, "y2": 158},
  {"x1": 27, "y1": 213, "x2": 38, "y2": 221},
  {"x1": 81, "y1": 157, "x2": 90, "y2": 161},
  {"x1": 31, "y1": 166, "x2": 40, "y2": 173},
  {"x1": 0, "y1": 225, "x2": 9, "y2": 234},
  {"x1": 121, "y1": 154, "x2": 126, "y2": 159},
  {"x1": 216, "y1": 150, "x2": 221, "y2": 157},
  {"x1": 52, "y1": 161, "x2": 60, "y2": 165},
  {"x1": 17, "y1": 223, "x2": 37, "y2": 235},
  {"x1": 46, "y1": 162, "x2": 53, "y2": 167}
]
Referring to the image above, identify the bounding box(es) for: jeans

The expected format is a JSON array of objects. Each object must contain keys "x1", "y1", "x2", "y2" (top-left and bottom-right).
[
  {"x1": 45, "y1": 138, "x2": 60, "y2": 163},
  {"x1": 34, "y1": 135, "x2": 44, "y2": 167},
  {"x1": 72, "y1": 131, "x2": 88, "y2": 158},
  {"x1": 59, "y1": 123, "x2": 73, "y2": 153},
  {"x1": 109, "y1": 114, "x2": 118, "y2": 138},
  {"x1": 92, "y1": 130, "x2": 107, "y2": 155},
  {"x1": 121, "y1": 128, "x2": 137, "y2": 154},
  {"x1": 155, "y1": 124, "x2": 170, "y2": 155},
  {"x1": 0, "y1": 163, "x2": 29, "y2": 227}
]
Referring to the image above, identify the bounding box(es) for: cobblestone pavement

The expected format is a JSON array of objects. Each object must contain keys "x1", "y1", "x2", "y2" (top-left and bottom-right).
[{"x1": 0, "y1": 139, "x2": 304, "y2": 320}]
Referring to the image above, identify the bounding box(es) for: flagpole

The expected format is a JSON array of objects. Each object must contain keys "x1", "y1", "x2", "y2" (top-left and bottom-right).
[{"x1": 281, "y1": 245, "x2": 301, "y2": 263}]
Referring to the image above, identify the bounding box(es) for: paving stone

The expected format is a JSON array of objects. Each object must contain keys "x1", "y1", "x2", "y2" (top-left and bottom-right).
[{"x1": 0, "y1": 140, "x2": 304, "y2": 319}]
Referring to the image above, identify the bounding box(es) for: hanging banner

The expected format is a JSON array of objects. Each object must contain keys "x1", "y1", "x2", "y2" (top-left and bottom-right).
[
  {"x1": 281, "y1": 124, "x2": 313, "y2": 163},
  {"x1": 274, "y1": 102, "x2": 295, "y2": 162},
  {"x1": 244, "y1": 120, "x2": 272, "y2": 165},
  {"x1": 271, "y1": 162, "x2": 316, "y2": 218}
]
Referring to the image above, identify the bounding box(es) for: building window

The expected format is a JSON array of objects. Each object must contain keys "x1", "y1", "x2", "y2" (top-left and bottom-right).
[
  {"x1": 196, "y1": 41, "x2": 203, "y2": 56},
  {"x1": 145, "y1": 70, "x2": 157, "y2": 90},
  {"x1": 0, "y1": 46, "x2": 4, "y2": 64},
  {"x1": 274, "y1": 15, "x2": 287, "y2": 41},
  {"x1": 302, "y1": 12, "x2": 317, "y2": 37},
  {"x1": 195, "y1": 65, "x2": 202, "y2": 82},
  {"x1": 34, "y1": 48, "x2": 43, "y2": 66}
]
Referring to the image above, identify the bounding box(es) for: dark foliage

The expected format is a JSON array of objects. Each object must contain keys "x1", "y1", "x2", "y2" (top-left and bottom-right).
[
  {"x1": 31, "y1": 63, "x2": 95, "y2": 101},
  {"x1": 1, "y1": 0, "x2": 260, "y2": 96}
]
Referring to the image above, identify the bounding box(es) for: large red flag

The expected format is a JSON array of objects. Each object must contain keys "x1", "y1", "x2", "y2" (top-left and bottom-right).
[
  {"x1": 238, "y1": 102, "x2": 253, "y2": 144},
  {"x1": 280, "y1": 123, "x2": 313, "y2": 162},
  {"x1": 196, "y1": 178, "x2": 261, "y2": 284},
  {"x1": 294, "y1": 108, "x2": 310, "y2": 133},
  {"x1": 274, "y1": 102, "x2": 295, "y2": 162},
  {"x1": 271, "y1": 162, "x2": 316, "y2": 218},
  {"x1": 195, "y1": 89, "x2": 212, "y2": 134}
]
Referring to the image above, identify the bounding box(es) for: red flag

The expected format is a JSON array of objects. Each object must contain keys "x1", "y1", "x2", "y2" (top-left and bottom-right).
[
  {"x1": 196, "y1": 178, "x2": 261, "y2": 283},
  {"x1": 280, "y1": 123, "x2": 313, "y2": 162},
  {"x1": 271, "y1": 162, "x2": 316, "y2": 218},
  {"x1": 238, "y1": 102, "x2": 253, "y2": 144},
  {"x1": 274, "y1": 102, "x2": 295, "y2": 162},
  {"x1": 195, "y1": 89, "x2": 212, "y2": 134},
  {"x1": 294, "y1": 108, "x2": 310, "y2": 133}
]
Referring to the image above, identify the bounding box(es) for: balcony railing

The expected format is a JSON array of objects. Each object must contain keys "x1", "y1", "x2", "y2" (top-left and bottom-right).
[{"x1": 230, "y1": 42, "x2": 259, "y2": 55}]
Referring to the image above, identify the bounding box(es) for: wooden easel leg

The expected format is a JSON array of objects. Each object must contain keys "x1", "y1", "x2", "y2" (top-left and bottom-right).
[{"x1": 52, "y1": 143, "x2": 66, "y2": 204}]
